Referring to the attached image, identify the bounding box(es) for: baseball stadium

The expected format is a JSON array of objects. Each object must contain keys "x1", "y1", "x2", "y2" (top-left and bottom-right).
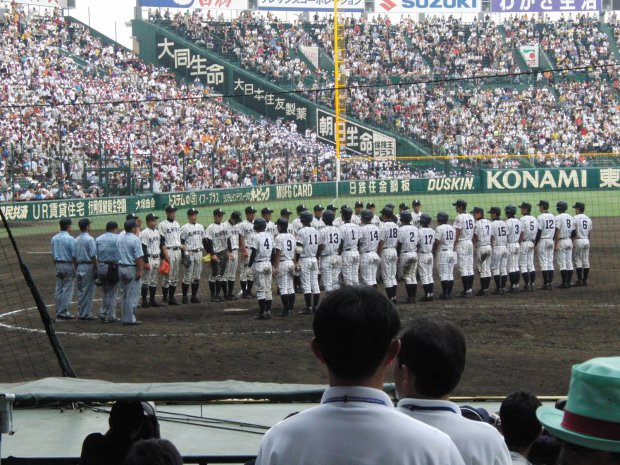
[{"x1": 1, "y1": 0, "x2": 620, "y2": 463}]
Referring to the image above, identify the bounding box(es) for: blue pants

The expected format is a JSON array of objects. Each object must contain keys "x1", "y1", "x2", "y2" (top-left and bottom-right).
[
  {"x1": 76, "y1": 264, "x2": 95, "y2": 318},
  {"x1": 97, "y1": 263, "x2": 118, "y2": 321},
  {"x1": 119, "y1": 265, "x2": 140, "y2": 324},
  {"x1": 54, "y1": 263, "x2": 75, "y2": 317}
]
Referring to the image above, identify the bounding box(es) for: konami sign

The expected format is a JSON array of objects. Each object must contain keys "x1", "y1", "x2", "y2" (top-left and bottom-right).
[{"x1": 483, "y1": 169, "x2": 588, "y2": 191}]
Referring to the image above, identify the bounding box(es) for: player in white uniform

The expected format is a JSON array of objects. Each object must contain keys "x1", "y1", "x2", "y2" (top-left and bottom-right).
[
  {"x1": 274, "y1": 218, "x2": 296, "y2": 316},
  {"x1": 205, "y1": 208, "x2": 229, "y2": 302},
  {"x1": 295, "y1": 211, "x2": 320, "y2": 314},
  {"x1": 318, "y1": 210, "x2": 343, "y2": 293},
  {"x1": 239, "y1": 206, "x2": 257, "y2": 299},
  {"x1": 518, "y1": 202, "x2": 538, "y2": 291},
  {"x1": 411, "y1": 199, "x2": 423, "y2": 228},
  {"x1": 472, "y1": 207, "x2": 492, "y2": 296},
  {"x1": 358, "y1": 209, "x2": 383, "y2": 287},
  {"x1": 536, "y1": 200, "x2": 556, "y2": 290},
  {"x1": 417, "y1": 213, "x2": 435, "y2": 301},
  {"x1": 339, "y1": 207, "x2": 361, "y2": 286},
  {"x1": 139, "y1": 213, "x2": 163, "y2": 308},
  {"x1": 261, "y1": 207, "x2": 277, "y2": 238},
  {"x1": 279, "y1": 208, "x2": 295, "y2": 235},
  {"x1": 504, "y1": 205, "x2": 522, "y2": 293},
  {"x1": 572, "y1": 202, "x2": 592, "y2": 287},
  {"x1": 158, "y1": 205, "x2": 183, "y2": 305},
  {"x1": 351, "y1": 201, "x2": 364, "y2": 225},
  {"x1": 291, "y1": 205, "x2": 308, "y2": 294},
  {"x1": 222, "y1": 211, "x2": 242, "y2": 300},
  {"x1": 489, "y1": 207, "x2": 509, "y2": 295},
  {"x1": 379, "y1": 207, "x2": 399, "y2": 304},
  {"x1": 397, "y1": 203, "x2": 409, "y2": 227},
  {"x1": 366, "y1": 202, "x2": 381, "y2": 226},
  {"x1": 397, "y1": 211, "x2": 419, "y2": 303},
  {"x1": 249, "y1": 217, "x2": 276, "y2": 320},
  {"x1": 311, "y1": 205, "x2": 326, "y2": 231},
  {"x1": 433, "y1": 212, "x2": 456, "y2": 300},
  {"x1": 333, "y1": 204, "x2": 347, "y2": 228},
  {"x1": 453, "y1": 199, "x2": 475, "y2": 297},
  {"x1": 180, "y1": 208, "x2": 206, "y2": 304},
  {"x1": 554, "y1": 200, "x2": 575, "y2": 288}
]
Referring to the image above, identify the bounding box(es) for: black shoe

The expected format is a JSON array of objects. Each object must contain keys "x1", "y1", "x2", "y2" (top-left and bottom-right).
[
  {"x1": 78, "y1": 316, "x2": 95, "y2": 321},
  {"x1": 280, "y1": 309, "x2": 293, "y2": 317},
  {"x1": 420, "y1": 295, "x2": 433, "y2": 302},
  {"x1": 225, "y1": 294, "x2": 237, "y2": 301},
  {"x1": 573, "y1": 280, "x2": 583, "y2": 287},
  {"x1": 104, "y1": 318, "x2": 118, "y2": 323},
  {"x1": 255, "y1": 312, "x2": 268, "y2": 320},
  {"x1": 298, "y1": 307, "x2": 313, "y2": 315},
  {"x1": 56, "y1": 314, "x2": 75, "y2": 320},
  {"x1": 182, "y1": 295, "x2": 189, "y2": 304},
  {"x1": 242, "y1": 292, "x2": 253, "y2": 299},
  {"x1": 150, "y1": 300, "x2": 163, "y2": 307},
  {"x1": 406, "y1": 297, "x2": 416, "y2": 304},
  {"x1": 211, "y1": 295, "x2": 224, "y2": 302},
  {"x1": 168, "y1": 298, "x2": 180, "y2": 305},
  {"x1": 122, "y1": 321, "x2": 142, "y2": 326},
  {"x1": 190, "y1": 297, "x2": 201, "y2": 303},
  {"x1": 99, "y1": 316, "x2": 106, "y2": 322}
]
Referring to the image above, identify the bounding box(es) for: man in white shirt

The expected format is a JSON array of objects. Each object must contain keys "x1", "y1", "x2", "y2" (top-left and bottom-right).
[
  {"x1": 395, "y1": 318, "x2": 512, "y2": 465},
  {"x1": 256, "y1": 286, "x2": 465, "y2": 465}
]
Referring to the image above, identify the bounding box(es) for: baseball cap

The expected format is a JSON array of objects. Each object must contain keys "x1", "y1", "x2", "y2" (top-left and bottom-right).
[
  {"x1": 452, "y1": 199, "x2": 467, "y2": 208},
  {"x1": 340, "y1": 204, "x2": 350, "y2": 212},
  {"x1": 124, "y1": 219, "x2": 138, "y2": 230},
  {"x1": 296, "y1": 204, "x2": 307, "y2": 213},
  {"x1": 573, "y1": 202, "x2": 585, "y2": 210},
  {"x1": 213, "y1": 208, "x2": 225, "y2": 216},
  {"x1": 326, "y1": 204, "x2": 337, "y2": 212},
  {"x1": 78, "y1": 218, "x2": 91, "y2": 229},
  {"x1": 245, "y1": 206, "x2": 257, "y2": 214},
  {"x1": 538, "y1": 200, "x2": 549, "y2": 209},
  {"x1": 366, "y1": 202, "x2": 375, "y2": 209},
  {"x1": 165, "y1": 205, "x2": 177, "y2": 213},
  {"x1": 399, "y1": 203, "x2": 409, "y2": 210},
  {"x1": 385, "y1": 203, "x2": 395, "y2": 209},
  {"x1": 314, "y1": 204, "x2": 324, "y2": 211},
  {"x1": 187, "y1": 208, "x2": 199, "y2": 215},
  {"x1": 400, "y1": 211, "x2": 412, "y2": 222},
  {"x1": 381, "y1": 207, "x2": 393, "y2": 216},
  {"x1": 280, "y1": 208, "x2": 293, "y2": 216},
  {"x1": 126, "y1": 213, "x2": 139, "y2": 220},
  {"x1": 261, "y1": 207, "x2": 274, "y2": 215},
  {"x1": 471, "y1": 207, "x2": 484, "y2": 215},
  {"x1": 230, "y1": 211, "x2": 241, "y2": 220},
  {"x1": 536, "y1": 357, "x2": 620, "y2": 453},
  {"x1": 354, "y1": 201, "x2": 364, "y2": 208},
  {"x1": 412, "y1": 199, "x2": 421, "y2": 206},
  {"x1": 519, "y1": 202, "x2": 532, "y2": 210},
  {"x1": 59, "y1": 217, "x2": 72, "y2": 228},
  {"x1": 488, "y1": 207, "x2": 501, "y2": 216},
  {"x1": 145, "y1": 213, "x2": 158, "y2": 222}
]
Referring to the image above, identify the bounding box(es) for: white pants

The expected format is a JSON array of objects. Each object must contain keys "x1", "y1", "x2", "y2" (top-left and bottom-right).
[
  {"x1": 519, "y1": 241, "x2": 535, "y2": 273},
  {"x1": 143, "y1": 256, "x2": 160, "y2": 288},
  {"x1": 224, "y1": 250, "x2": 239, "y2": 281},
  {"x1": 456, "y1": 240, "x2": 474, "y2": 276},
  {"x1": 182, "y1": 251, "x2": 203, "y2": 284},
  {"x1": 437, "y1": 249, "x2": 456, "y2": 281},
  {"x1": 341, "y1": 250, "x2": 360, "y2": 286},
  {"x1": 162, "y1": 248, "x2": 181, "y2": 287},
  {"x1": 359, "y1": 251, "x2": 380, "y2": 286},
  {"x1": 491, "y1": 245, "x2": 508, "y2": 276},
  {"x1": 574, "y1": 239, "x2": 590, "y2": 268},
  {"x1": 300, "y1": 257, "x2": 320, "y2": 294},
  {"x1": 537, "y1": 238, "x2": 554, "y2": 271},
  {"x1": 507, "y1": 242, "x2": 520, "y2": 274},
  {"x1": 240, "y1": 248, "x2": 253, "y2": 281},
  {"x1": 252, "y1": 261, "x2": 273, "y2": 300},
  {"x1": 556, "y1": 238, "x2": 573, "y2": 271},
  {"x1": 476, "y1": 245, "x2": 492, "y2": 278},
  {"x1": 320, "y1": 254, "x2": 342, "y2": 292},
  {"x1": 418, "y1": 253, "x2": 434, "y2": 285},
  {"x1": 276, "y1": 260, "x2": 295, "y2": 295},
  {"x1": 399, "y1": 251, "x2": 418, "y2": 285},
  {"x1": 380, "y1": 248, "x2": 398, "y2": 288}
]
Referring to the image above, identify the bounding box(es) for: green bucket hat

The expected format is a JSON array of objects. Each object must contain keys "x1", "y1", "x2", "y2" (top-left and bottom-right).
[{"x1": 536, "y1": 357, "x2": 620, "y2": 453}]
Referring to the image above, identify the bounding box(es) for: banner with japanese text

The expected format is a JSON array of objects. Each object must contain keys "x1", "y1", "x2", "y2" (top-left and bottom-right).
[
  {"x1": 481, "y1": 168, "x2": 620, "y2": 192},
  {"x1": 139, "y1": 0, "x2": 248, "y2": 9},
  {"x1": 257, "y1": 0, "x2": 364, "y2": 12},
  {"x1": 373, "y1": 0, "x2": 480, "y2": 14},
  {"x1": 490, "y1": 0, "x2": 599, "y2": 13}
]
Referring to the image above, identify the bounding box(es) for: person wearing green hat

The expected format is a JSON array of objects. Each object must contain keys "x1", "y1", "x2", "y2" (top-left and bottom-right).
[{"x1": 536, "y1": 357, "x2": 620, "y2": 464}]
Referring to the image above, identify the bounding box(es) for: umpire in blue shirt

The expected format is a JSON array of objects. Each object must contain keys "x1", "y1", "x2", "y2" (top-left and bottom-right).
[
  {"x1": 51, "y1": 217, "x2": 76, "y2": 320},
  {"x1": 117, "y1": 220, "x2": 145, "y2": 326},
  {"x1": 96, "y1": 221, "x2": 120, "y2": 322},
  {"x1": 74, "y1": 218, "x2": 98, "y2": 320}
]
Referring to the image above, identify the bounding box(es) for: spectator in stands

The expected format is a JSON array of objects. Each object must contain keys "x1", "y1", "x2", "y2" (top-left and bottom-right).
[
  {"x1": 394, "y1": 318, "x2": 512, "y2": 465},
  {"x1": 499, "y1": 391, "x2": 543, "y2": 465},
  {"x1": 123, "y1": 439, "x2": 182, "y2": 465},
  {"x1": 255, "y1": 286, "x2": 465, "y2": 465},
  {"x1": 536, "y1": 357, "x2": 620, "y2": 465}
]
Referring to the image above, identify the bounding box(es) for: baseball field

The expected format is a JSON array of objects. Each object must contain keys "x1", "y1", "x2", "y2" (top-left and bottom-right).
[{"x1": 1, "y1": 188, "x2": 619, "y2": 396}]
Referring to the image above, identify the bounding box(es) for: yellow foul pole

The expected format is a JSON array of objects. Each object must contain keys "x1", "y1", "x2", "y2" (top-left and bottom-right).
[{"x1": 333, "y1": 2, "x2": 344, "y2": 196}]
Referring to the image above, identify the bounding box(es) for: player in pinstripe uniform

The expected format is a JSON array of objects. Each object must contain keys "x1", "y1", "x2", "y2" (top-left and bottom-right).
[
  {"x1": 140, "y1": 213, "x2": 163, "y2": 308},
  {"x1": 397, "y1": 211, "x2": 419, "y2": 303},
  {"x1": 261, "y1": 207, "x2": 277, "y2": 238},
  {"x1": 397, "y1": 203, "x2": 409, "y2": 226},
  {"x1": 239, "y1": 206, "x2": 257, "y2": 299},
  {"x1": 554, "y1": 201, "x2": 575, "y2": 288},
  {"x1": 249, "y1": 217, "x2": 276, "y2": 320},
  {"x1": 505, "y1": 205, "x2": 522, "y2": 293},
  {"x1": 489, "y1": 207, "x2": 509, "y2": 295},
  {"x1": 379, "y1": 207, "x2": 399, "y2": 304},
  {"x1": 291, "y1": 205, "x2": 307, "y2": 294},
  {"x1": 222, "y1": 211, "x2": 243, "y2": 300},
  {"x1": 357, "y1": 209, "x2": 383, "y2": 287},
  {"x1": 295, "y1": 211, "x2": 320, "y2": 314},
  {"x1": 180, "y1": 208, "x2": 206, "y2": 304},
  {"x1": 366, "y1": 202, "x2": 381, "y2": 226},
  {"x1": 205, "y1": 208, "x2": 229, "y2": 302},
  {"x1": 333, "y1": 205, "x2": 347, "y2": 228},
  {"x1": 417, "y1": 213, "x2": 435, "y2": 302},
  {"x1": 274, "y1": 218, "x2": 297, "y2": 316},
  {"x1": 536, "y1": 200, "x2": 556, "y2": 290},
  {"x1": 312, "y1": 205, "x2": 326, "y2": 230},
  {"x1": 433, "y1": 212, "x2": 456, "y2": 300},
  {"x1": 472, "y1": 207, "x2": 492, "y2": 296},
  {"x1": 518, "y1": 202, "x2": 537, "y2": 291},
  {"x1": 572, "y1": 202, "x2": 592, "y2": 287},
  {"x1": 279, "y1": 208, "x2": 295, "y2": 234},
  {"x1": 339, "y1": 206, "x2": 360, "y2": 286},
  {"x1": 159, "y1": 205, "x2": 183, "y2": 305},
  {"x1": 318, "y1": 210, "x2": 343, "y2": 293},
  {"x1": 351, "y1": 201, "x2": 364, "y2": 225},
  {"x1": 411, "y1": 200, "x2": 423, "y2": 228},
  {"x1": 453, "y1": 199, "x2": 475, "y2": 297}
]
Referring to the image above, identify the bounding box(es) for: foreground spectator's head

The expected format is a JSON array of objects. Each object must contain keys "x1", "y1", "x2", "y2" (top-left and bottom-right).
[
  {"x1": 123, "y1": 439, "x2": 182, "y2": 465},
  {"x1": 537, "y1": 357, "x2": 620, "y2": 465},
  {"x1": 500, "y1": 391, "x2": 542, "y2": 454},
  {"x1": 395, "y1": 318, "x2": 466, "y2": 399},
  {"x1": 312, "y1": 286, "x2": 400, "y2": 385},
  {"x1": 109, "y1": 401, "x2": 146, "y2": 439}
]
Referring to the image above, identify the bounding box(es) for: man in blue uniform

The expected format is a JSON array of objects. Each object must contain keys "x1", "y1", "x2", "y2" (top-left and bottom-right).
[
  {"x1": 51, "y1": 217, "x2": 76, "y2": 320},
  {"x1": 96, "y1": 221, "x2": 120, "y2": 322},
  {"x1": 74, "y1": 218, "x2": 98, "y2": 320},
  {"x1": 117, "y1": 220, "x2": 145, "y2": 326}
]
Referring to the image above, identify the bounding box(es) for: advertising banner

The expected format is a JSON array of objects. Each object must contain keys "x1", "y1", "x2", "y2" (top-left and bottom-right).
[
  {"x1": 257, "y1": 0, "x2": 364, "y2": 12},
  {"x1": 481, "y1": 168, "x2": 619, "y2": 192},
  {"x1": 520, "y1": 45, "x2": 539, "y2": 68},
  {"x1": 139, "y1": 0, "x2": 248, "y2": 10},
  {"x1": 490, "y1": 0, "x2": 600, "y2": 13},
  {"x1": 374, "y1": 0, "x2": 480, "y2": 14}
]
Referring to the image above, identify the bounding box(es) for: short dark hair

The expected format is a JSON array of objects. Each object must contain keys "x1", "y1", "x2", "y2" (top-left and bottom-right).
[
  {"x1": 500, "y1": 391, "x2": 542, "y2": 449},
  {"x1": 398, "y1": 318, "x2": 466, "y2": 397},
  {"x1": 123, "y1": 439, "x2": 182, "y2": 465},
  {"x1": 313, "y1": 286, "x2": 400, "y2": 381},
  {"x1": 559, "y1": 441, "x2": 620, "y2": 465},
  {"x1": 109, "y1": 401, "x2": 145, "y2": 436}
]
